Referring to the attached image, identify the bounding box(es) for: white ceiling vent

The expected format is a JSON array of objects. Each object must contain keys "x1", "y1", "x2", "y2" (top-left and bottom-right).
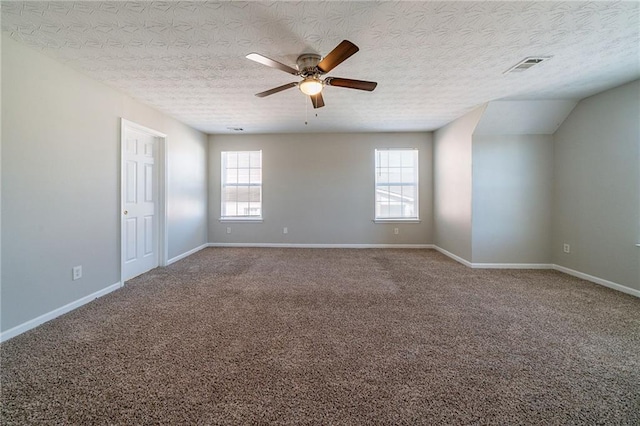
[{"x1": 504, "y1": 57, "x2": 552, "y2": 74}]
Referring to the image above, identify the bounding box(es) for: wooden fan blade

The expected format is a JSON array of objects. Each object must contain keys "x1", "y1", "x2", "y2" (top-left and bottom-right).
[
  {"x1": 246, "y1": 53, "x2": 298, "y2": 75},
  {"x1": 310, "y1": 92, "x2": 325, "y2": 109},
  {"x1": 317, "y1": 40, "x2": 359, "y2": 73},
  {"x1": 255, "y1": 82, "x2": 298, "y2": 98},
  {"x1": 325, "y1": 77, "x2": 377, "y2": 91}
]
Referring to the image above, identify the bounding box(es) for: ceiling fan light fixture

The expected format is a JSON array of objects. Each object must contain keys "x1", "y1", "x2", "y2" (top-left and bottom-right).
[{"x1": 299, "y1": 78, "x2": 323, "y2": 96}]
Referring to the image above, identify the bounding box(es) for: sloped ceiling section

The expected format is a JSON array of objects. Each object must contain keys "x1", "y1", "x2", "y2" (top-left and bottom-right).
[
  {"x1": 474, "y1": 100, "x2": 578, "y2": 135},
  {"x1": 1, "y1": 1, "x2": 639, "y2": 134}
]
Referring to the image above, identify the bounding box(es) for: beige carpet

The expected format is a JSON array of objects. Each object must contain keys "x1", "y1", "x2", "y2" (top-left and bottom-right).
[{"x1": 1, "y1": 248, "x2": 639, "y2": 424}]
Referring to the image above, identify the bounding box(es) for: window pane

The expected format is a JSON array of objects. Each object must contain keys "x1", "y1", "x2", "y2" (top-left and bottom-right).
[
  {"x1": 250, "y1": 169, "x2": 261, "y2": 184},
  {"x1": 238, "y1": 168, "x2": 249, "y2": 184},
  {"x1": 388, "y1": 151, "x2": 401, "y2": 167},
  {"x1": 222, "y1": 184, "x2": 238, "y2": 216},
  {"x1": 389, "y1": 185, "x2": 403, "y2": 197},
  {"x1": 229, "y1": 202, "x2": 238, "y2": 216},
  {"x1": 249, "y1": 186, "x2": 261, "y2": 202},
  {"x1": 238, "y1": 152, "x2": 250, "y2": 168},
  {"x1": 376, "y1": 184, "x2": 390, "y2": 196},
  {"x1": 237, "y1": 186, "x2": 249, "y2": 202},
  {"x1": 389, "y1": 204, "x2": 403, "y2": 217},
  {"x1": 226, "y1": 168, "x2": 237, "y2": 184},
  {"x1": 389, "y1": 167, "x2": 402, "y2": 183},
  {"x1": 400, "y1": 150, "x2": 414, "y2": 167},
  {"x1": 377, "y1": 168, "x2": 389, "y2": 184},
  {"x1": 402, "y1": 185, "x2": 416, "y2": 201},
  {"x1": 401, "y1": 167, "x2": 414, "y2": 183},
  {"x1": 378, "y1": 150, "x2": 388, "y2": 168},
  {"x1": 238, "y1": 202, "x2": 249, "y2": 215},
  {"x1": 226, "y1": 152, "x2": 237, "y2": 168},
  {"x1": 250, "y1": 151, "x2": 261, "y2": 167},
  {"x1": 404, "y1": 205, "x2": 414, "y2": 217},
  {"x1": 224, "y1": 185, "x2": 236, "y2": 202}
]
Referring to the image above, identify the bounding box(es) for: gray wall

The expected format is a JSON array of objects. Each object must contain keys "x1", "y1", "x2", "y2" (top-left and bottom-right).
[
  {"x1": 433, "y1": 106, "x2": 485, "y2": 261},
  {"x1": 1, "y1": 38, "x2": 208, "y2": 332},
  {"x1": 474, "y1": 100, "x2": 577, "y2": 135},
  {"x1": 208, "y1": 133, "x2": 433, "y2": 245},
  {"x1": 472, "y1": 135, "x2": 553, "y2": 264},
  {"x1": 163, "y1": 121, "x2": 209, "y2": 260},
  {"x1": 552, "y1": 79, "x2": 640, "y2": 290}
]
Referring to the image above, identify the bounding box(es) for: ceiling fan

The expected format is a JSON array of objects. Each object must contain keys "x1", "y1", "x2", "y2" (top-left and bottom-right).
[{"x1": 246, "y1": 40, "x2": 377, "y2": 109}]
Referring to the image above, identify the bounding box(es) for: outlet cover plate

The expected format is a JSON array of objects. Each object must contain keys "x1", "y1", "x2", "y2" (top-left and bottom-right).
[{"x1": 72, "y1": 265, "x2": 82, "y2": 280}]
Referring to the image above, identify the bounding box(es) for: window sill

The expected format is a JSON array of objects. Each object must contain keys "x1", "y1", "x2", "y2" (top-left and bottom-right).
[
  {"x1": 373, "y1": 219, "x2": 421, "y2": 224},
  {"x1": 219, "y1": 217, "x2": 263, "y2": 223}
]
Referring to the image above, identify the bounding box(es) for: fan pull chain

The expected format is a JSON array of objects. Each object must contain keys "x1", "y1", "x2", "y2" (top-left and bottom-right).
[{"x1": 303, "y1": 96, "x2": 318, "y2": 125}]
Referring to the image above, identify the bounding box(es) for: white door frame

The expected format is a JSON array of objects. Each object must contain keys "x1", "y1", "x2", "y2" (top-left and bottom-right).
[{"x1": 120, "y1": 118, "x2": 168, "y2": 285}]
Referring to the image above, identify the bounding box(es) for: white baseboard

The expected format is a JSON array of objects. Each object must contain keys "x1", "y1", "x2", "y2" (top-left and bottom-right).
[
  {"x1": 167, "y1": 243, "x2": 209, "y2": 265},
  {"x1": 0, "y1": 282, "x2": 122, "y2": 343},
  {"x1": 432, "y1": 246, "x2": 473, "y2": 267},
  {"x1": 432, "y1": 245, "x2": 638, "y2": 298},
  {"x1": 208, "y1": 243, "x2": 435, "y2": 249},
  {"x1": 433, "y1": 246, "x2": 553, "y2": 269},
  {"x1": 471, "y1": 263, "x2": 554, "y2": 269},
  {"x1": 552, "y1": 265, "x2": 640, "y2": 298}
]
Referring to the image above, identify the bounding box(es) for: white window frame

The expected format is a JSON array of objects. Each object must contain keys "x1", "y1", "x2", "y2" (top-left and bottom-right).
[
  {"x1": 374, "y1": 148, "x2": 420, "y2": 223},
  {"x1": 220, "y1": 150, "x2": 263, "y2": 222}
]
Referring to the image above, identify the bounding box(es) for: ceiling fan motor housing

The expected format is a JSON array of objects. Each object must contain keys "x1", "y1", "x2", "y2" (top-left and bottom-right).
[{"x1": 297, "y1": 54, "x2": 322, "y2": 77}]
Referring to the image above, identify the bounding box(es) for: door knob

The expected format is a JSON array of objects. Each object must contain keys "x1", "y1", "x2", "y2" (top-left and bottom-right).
[{"x1": 123, "y1": 210, "x2": 128, "y2": 215}]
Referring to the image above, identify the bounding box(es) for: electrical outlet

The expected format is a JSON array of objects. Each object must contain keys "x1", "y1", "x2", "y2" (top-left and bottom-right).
[
  {"x1": 283, "y1": 227, "x2": 288, "y2": 234},
  {"x1": 72, "y1": 265, "x2": 82, "y2": 280},
  {"x1": 563, "y1": 243, "x2": 571, "y2": 253},
  {"x1": 394, "y1": 228, "x2": 399, "y2": 235},
  {"x1": 226, "y1": 227, "x2": 231, "y2": 234}
]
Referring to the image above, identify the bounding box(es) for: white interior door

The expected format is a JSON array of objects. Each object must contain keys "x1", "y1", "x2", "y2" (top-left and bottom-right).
[{"x1": 123, "y1": 127, "x2": 159, "y2": 281}]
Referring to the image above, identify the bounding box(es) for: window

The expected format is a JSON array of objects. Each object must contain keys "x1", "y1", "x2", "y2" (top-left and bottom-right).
[
  {"x1": 375, "y1": 149, "x2": 418, "y2": 221},
  {"x1": 221, "y1": 151, "x2": 262, "y2": 220}
]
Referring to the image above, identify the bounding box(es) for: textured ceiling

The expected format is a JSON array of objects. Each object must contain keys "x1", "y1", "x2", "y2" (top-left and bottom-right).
[{"x1": 2, "y1": 1, "x2": 639, "y2": 134}]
